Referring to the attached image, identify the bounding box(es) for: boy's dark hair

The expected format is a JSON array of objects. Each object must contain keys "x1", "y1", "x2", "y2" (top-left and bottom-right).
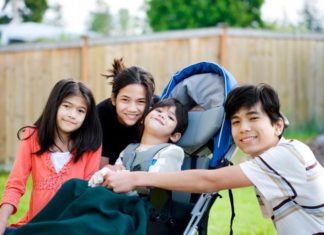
[
  {"x1": 224, "y1": 83, "x2": 285, "y2": 126},
  {"x1": 102, "y1": 58, "x2": 156, "y2": 117},
  {"x1": 150, "y1": 98, "x2": 188, "y2": 135},
  {"x1": 18, "y1": 79, "x2": 102, "y2": 162}
]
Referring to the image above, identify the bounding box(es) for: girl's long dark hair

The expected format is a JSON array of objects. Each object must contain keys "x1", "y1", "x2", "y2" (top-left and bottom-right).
[{"x1": 17, "y1": 79, "x2": 102, "y2": 162}]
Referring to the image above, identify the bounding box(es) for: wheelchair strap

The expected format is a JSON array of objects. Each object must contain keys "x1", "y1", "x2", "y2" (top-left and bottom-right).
[
  {"x1": 228, "y1": 189, "x2": 235, "y2": 235},
  {"x1": 122, "y1": 143, "x2": 172, "y2": 171},
  {"x1": 228, "y1": 160, "x2": 235, "y2": 235}
]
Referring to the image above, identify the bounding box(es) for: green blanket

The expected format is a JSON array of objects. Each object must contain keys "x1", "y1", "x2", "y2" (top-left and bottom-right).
[{"x1": 12, "y1": 179, "x2": 148, "y2": 235}]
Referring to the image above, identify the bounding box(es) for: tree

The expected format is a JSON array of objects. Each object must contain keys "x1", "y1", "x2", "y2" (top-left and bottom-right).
[
  {"x1": 0, "y1": 0, "x2": 48, "y2": 23},
  {"x1": 22, "y1": 0, "x2": 48, "y2": 22},
  {"x1": 88, "y1": 0, "x2": 113, "y2": 35},
  {"x1": 299, "y1": 0, "x2": 323, "y2": 32},
  {"x1": 146, "y1": 0, "x2": 265, "y2": 31},
  {"x1": 118, "y1": 8, "x2": 130, "y2": 35}
]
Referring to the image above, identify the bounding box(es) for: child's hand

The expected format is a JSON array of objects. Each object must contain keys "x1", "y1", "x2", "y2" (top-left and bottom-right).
[
  {"x1": 0, "y1": 204, "x2": 14, "y2": 235},
  {"x1": 88, "y1": 164, "x2": 126, "y2": 187},
  {"x1": 101, "y1": 170, "x2": 137, "y2": 193},
  {"x1": 88, "y1": 168, "x2": 111, "y2": 187}
]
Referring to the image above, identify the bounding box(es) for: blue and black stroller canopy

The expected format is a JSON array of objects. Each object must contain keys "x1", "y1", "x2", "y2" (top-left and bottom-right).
[{"x1": 161, "y1": 61, "x2": 237, "y2": 168}]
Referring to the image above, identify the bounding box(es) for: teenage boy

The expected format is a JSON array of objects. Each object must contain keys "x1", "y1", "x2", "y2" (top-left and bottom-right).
[{"x1": 104, "y1": 84, "x2": 324, "y2": 235}]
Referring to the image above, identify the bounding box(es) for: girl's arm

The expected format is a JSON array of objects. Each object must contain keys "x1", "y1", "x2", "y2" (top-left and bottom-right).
[
  {"x1": 0, "y1": 203, "x2": 14, "y2": 234},
  {"x1": 1, "y1": 128, "x2": 33, "y2": 216}
]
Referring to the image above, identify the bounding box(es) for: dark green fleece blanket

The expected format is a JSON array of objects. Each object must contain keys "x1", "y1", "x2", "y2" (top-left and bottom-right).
[{"x1": 12, "y1": 179, "x2": 148, "y2": 235}]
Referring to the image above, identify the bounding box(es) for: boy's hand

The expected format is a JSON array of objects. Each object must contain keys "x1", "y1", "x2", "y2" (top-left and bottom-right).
[
  {"x1": 88, "y1": 164, "x2": 126, "y2": 187},
  {"x1": 102, "y1": 170, "x2": 136, "y2": 193},
  {"x1": 88, "y1": 167, "x2": 111, "y2": 187}
]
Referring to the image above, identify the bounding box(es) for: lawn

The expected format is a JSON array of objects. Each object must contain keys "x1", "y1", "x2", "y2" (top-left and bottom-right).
[{"x1": 208, "y1": 187, "x2": 276, "y2": 234}]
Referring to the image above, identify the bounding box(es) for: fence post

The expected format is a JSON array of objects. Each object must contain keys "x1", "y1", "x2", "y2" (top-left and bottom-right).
[
  {"x1": 81, "y1": 35, "x2": 89, "y2": 83},
  {"x1": 219, "y1": 26, "x2": 228, "y2": 68}
]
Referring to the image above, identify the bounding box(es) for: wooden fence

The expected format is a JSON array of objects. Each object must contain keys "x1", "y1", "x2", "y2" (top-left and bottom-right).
[{"x1": 0, "y1": 27, "x2": 324, "y2": 166}]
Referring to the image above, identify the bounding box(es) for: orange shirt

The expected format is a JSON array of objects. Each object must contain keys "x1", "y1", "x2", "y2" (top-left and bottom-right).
[{"x1": 1, "y1": 128, "x2": 101, "y2": 226}]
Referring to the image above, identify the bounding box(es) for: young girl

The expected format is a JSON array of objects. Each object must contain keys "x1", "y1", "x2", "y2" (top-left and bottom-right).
[
  {"x1": 97, "y1": 58, "x2": 156, "y2": 167},
  {"x1": 0, "y1": 79, "x2": 102, "y2": 233},
  {"x1": 7, "y1": 98, "x2": 188, "y2": 235}
]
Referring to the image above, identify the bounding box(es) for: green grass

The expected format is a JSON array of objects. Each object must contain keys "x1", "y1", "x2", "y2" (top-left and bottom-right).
[
  {"x1": 208, "y1": 187, "x2": 276, "y2": 235},
  {"x1": 284, "y1": 122, "x2": 319, "y2": 142}
]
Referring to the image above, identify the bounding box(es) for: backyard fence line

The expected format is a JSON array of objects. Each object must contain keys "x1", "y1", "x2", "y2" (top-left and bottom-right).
[{"x1": 0, "y1": 26, "x2": 323, "y2": 165}]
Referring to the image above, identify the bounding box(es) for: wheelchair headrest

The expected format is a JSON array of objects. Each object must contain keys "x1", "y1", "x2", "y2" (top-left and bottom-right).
[{"x1": 177, "y1": 106, "x2": 224, "y2": 151}]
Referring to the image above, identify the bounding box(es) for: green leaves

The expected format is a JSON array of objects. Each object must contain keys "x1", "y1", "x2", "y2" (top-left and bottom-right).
[{"x1": 147, "y1": 0, "x2": 265, "y2": 31}]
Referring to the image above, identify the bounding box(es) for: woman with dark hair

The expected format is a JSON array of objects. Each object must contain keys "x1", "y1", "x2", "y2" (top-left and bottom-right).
[{"x1": 97, "y1": 58, "x2": 156, "y2": 167}]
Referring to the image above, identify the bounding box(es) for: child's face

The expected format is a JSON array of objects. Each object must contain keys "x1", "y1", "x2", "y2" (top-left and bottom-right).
[
  {"x1": 56, "y1": 95, "x2": 87, "y2": 137},
  {"x1": 230, "y1": 102, "x2": 284, "y2": 157},
  {"x1": 112, "y1": 84, "x2": 147, "y2": 126},
  {"x1": 144, "y1": 105, "x2": 178, "y2": 139}
]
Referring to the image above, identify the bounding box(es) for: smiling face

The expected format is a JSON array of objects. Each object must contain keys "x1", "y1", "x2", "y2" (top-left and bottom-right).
[
  {"x1": 56, "y1": 95, "x2": 87, "y2": 139},
  {"x1": 144, "y1": 105, "x2": 179, "y2": 142},
  {"x1": 112, "y1": 84, "x2": 147, "y2": 126},
  {"x1": 230, "y1": 102, "x2": 284, "y2": 157}
]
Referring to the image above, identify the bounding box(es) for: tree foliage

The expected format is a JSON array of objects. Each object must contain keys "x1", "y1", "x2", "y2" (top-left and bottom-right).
[
  {"x1": 88, "y1": 0, "x2": 112, "y2": 35},
  {"x1": 89, "y1": 12, "x2": 112, "y2": 34},
  {"x1": 0, "y1": 0, "x2": 48, "y2": 23},
  {"x1": 146, "y1": 0, "x2": 265, "y2": 31},
  {"x1": 300, "y1": 1, "x2": 323, "y2": 32},
  {"x1": 118, "y1": 8, "x2": 130, "y2": 34},
  {"x1": 22, "y1": 0, "x2": 48, "y2": 22}
]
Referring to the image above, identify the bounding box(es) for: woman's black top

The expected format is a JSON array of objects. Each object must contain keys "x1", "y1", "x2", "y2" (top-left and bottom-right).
[{"x1": 97, "y1": 98, "x2": 141, "y2": 164}]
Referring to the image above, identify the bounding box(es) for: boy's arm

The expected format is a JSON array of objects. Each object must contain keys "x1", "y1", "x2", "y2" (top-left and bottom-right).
[
  {"x1": 104, "y1": 165, "x2": 253, "y2": 193},
  {"x1": 88, "y1": 152, "x2": 126, "y2": 187}
]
